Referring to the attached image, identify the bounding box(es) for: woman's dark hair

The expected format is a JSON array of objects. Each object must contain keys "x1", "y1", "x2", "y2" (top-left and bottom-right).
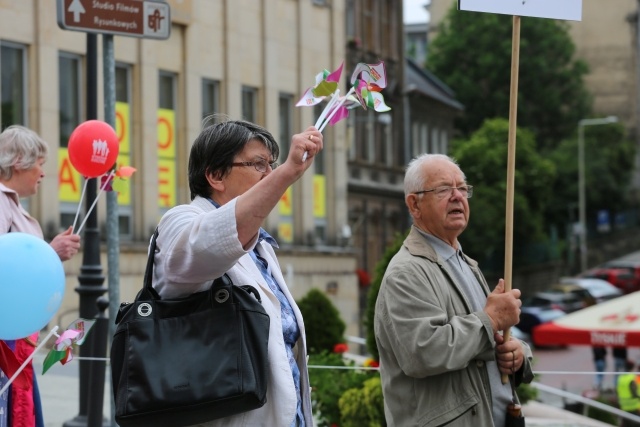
[{"x1": 188, "y1": 117, "x2": 279, "y2": 200}]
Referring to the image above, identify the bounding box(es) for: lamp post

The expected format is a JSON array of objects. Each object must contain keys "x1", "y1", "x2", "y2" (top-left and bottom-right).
[{"x1": 578, "y1": 116, "x2": 618, "y2": 272}]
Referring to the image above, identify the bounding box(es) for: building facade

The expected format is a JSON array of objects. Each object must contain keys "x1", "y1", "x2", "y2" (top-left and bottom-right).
[{"x1": 0, "y1": 0, "x2": 363, "y2": 336}]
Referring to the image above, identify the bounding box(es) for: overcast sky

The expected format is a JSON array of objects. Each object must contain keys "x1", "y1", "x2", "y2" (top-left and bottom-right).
[{"x1": 403, "y1": 0, "x2": 430, "y2": 24}]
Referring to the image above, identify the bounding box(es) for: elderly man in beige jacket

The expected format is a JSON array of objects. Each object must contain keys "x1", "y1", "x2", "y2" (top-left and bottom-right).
[{"x1": 375, "y1": 154, "x2": 533, "y2": 427}]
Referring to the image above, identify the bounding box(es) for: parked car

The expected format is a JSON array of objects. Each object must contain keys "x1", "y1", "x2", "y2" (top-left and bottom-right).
[
  {"x1": 523, "y1": 291, "x2": 589, "y2": 314},
  {"x1": 558, "y1": 277, "x2": 623, "y2": 303},
  {"x1": 598, "y1": 260, "x2": 640, "y2": 294},
  {"x1": 580, "y1": 266, "x2": 637, "y2": 295},
  {"x1": 517, "y1": 304, "x2": 565, "y2": 347},
  {"x1": 547, "y1": 282, "x2": 597, "y2": 308}
]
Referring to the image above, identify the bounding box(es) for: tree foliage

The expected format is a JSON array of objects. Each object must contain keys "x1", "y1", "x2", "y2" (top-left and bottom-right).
[
  {"x1": 297, "y1": 289, "x2": 346, "y2": 354},
  {"x1": 428, "y1": 6, "x2": 591, "y2": 150},
  {"x1": 451, "y1": 118, "x2": 556, "y2": 269},
  {"x1": 547, "y1": 122, "x2": 635, "y2": 230}
]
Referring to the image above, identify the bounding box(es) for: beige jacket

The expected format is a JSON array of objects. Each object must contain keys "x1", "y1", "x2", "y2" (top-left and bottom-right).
[{"x1": 375, "y1": 226, "x2": 533, "y2": 426}]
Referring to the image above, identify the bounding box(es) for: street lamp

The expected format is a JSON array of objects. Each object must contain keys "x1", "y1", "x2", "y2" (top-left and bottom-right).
[{"x1": 578, "y1": 115, "x2": 618, "y2": 272}]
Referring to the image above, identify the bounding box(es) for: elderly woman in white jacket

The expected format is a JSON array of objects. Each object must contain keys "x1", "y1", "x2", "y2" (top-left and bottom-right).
[{"x1": 152, "y1": 118, "x2": 323, "y2": 427}]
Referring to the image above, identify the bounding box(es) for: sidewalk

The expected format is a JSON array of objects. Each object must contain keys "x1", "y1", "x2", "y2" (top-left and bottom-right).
[
  {"x1": 34, "y1": 352, "x2": 112, "y2": 427},
  {"x1": 523, "y1": 400, "x2": 614, "y2": 427}
]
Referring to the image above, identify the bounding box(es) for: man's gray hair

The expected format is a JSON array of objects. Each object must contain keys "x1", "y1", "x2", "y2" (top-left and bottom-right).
[
  {"x1": 0, "y1": 125, "x2": 49, "y2": 180},
  {"x1": 403, "y1": 153, "x2": 465, "y2": 197}
]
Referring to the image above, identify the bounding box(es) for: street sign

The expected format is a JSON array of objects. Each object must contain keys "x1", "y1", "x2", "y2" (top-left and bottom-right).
[
  {"x1": 56, "y1": 0, "x2": 171, "y2": 40},
  {"x1": 458, "y1": 0, "x2": 582, "y2": 21}
]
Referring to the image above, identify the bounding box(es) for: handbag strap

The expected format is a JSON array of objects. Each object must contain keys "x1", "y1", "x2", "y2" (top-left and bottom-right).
[
  {"x1": 139, "y1": 228, "x2": 259, "y2": 304},
  {"x1": 139, "y1": 228, "x2": 161, "y2": 301}
]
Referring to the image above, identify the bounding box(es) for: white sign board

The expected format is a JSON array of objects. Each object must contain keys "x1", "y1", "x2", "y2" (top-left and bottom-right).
[{"x1": 458, "y1": 0, "x2": 582, "y2": 21}]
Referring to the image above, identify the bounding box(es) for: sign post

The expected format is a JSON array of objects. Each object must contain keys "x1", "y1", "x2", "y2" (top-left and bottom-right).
[
  {"x1": 457, "y1": 0, "x2": 582, "y2": 384},
  {"x1": 57, "y1": 0, "x2": 171, "y2": 40},
  {"x1": 56, "y1": 1, "x2": 170, "y2": 426}
]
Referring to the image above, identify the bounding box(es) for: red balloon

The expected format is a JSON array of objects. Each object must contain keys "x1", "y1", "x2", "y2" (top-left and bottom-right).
[{"x1": 68, "y1": 120, "x2": 119, "y2": 178}]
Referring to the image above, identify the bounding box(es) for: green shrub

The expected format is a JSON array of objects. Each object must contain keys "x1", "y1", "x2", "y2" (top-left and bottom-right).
[
  {"x1": 297, "y1": 289, "x2": 345, "y2": 354},
  {"x1": 308, "y1": 351, "x2": 373, "y2": 427},
  {"x1": 339, "y1": 376, "x2": 386, "y2": 427}
]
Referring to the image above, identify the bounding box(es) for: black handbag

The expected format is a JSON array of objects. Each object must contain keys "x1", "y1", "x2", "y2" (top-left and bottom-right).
[{"x1": 110, "y1": 229, "x2": 270, "y2": 427}]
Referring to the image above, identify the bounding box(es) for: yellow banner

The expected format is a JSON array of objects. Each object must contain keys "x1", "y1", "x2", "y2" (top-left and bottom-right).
[
  {"x1": 58, "y1": 148, "x2": 82, "y2": 202},
  {"x1": 113, "y1": 154, "x2": 132, "y2": 205},
  {"x1": 115, "y1": 102, "x2": 130, "y2": 153},
  {"x1": 278, "y1": 222, "x2": 293, "y2": 244},
  {"x1": 279, "y1": 186, "x2": 293, "y2": 216},
  {"x1": 313, "y1": 174, "x2": 326, "y2": 218},
  {"x1": 157, "y1": 108, "x2": 176, "y2": 158}
]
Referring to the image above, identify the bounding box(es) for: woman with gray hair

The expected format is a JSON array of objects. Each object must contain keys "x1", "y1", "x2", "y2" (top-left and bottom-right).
[{"x1": 0, "y1": 124, "x2": 81, "y2": 427}]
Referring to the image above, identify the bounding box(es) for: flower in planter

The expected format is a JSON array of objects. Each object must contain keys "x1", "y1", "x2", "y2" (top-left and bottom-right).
[
  {"x1": 333, "y1": 343, "x2": 348, "y2": 354},
  {"x1": 364, "y1": 358, "x2": 380, "y2": 368}
]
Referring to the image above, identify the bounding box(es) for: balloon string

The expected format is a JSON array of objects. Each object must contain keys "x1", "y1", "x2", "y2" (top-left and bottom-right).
[
  {"x1": 75, "y1": 170, "x2": 115, "y2": 235},
  {"x1": 70, "y1": 179, "x2": 89, "y2": 234},
  {"x1": 0, "y1": 326, "x2": 59, "y2": 396}
]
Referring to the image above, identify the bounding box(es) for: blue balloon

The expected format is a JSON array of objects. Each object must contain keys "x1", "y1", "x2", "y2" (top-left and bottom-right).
[{"x1": 0, "y1": 232, "x2": 65, "y2": 340}]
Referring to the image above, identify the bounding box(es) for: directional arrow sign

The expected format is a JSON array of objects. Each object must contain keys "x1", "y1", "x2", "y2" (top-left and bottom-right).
[
  {"x1": 68, "y1": 0, "x2": 86, "y2": 22},
  {"x1": 458, "y1": 0, "x2": 582, "y2": 21},
  {"x1": 56, "y1": 0, "x2": 171, "y2": 40}
]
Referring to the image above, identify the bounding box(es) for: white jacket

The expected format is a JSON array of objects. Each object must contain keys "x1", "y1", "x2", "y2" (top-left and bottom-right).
[{"x1": 153, "y1": 196, "x2": 313, "y2": 427}]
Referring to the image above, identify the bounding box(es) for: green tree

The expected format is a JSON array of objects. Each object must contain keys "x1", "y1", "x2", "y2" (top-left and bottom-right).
[
  {"x1": 451, "y1": 118, "x2": 556, "y2": 270},
  {"x1": 547, "y1": 122, "x2": 635, "y2": 232},
  {"x1": 297, "y1": 289, "x2": 346, "y2": 354},
  {"x1": 428, "y1": 6, "x2": 591, "y2": 150}
]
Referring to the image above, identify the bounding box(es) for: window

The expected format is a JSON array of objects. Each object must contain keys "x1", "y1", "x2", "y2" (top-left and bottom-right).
[
  {"x1": 278, "y1": 94, "x2": 294, "y2": 244},
  {"x1": 241, "y1": 86, "x2": 258, "y2": 123},
  {"x1": 202, "y1": 78, "x2": 219, "y2": 120},
  {"x1": 158, "y1": 71, "x2": 178, "y2": 213},
  {"x1": 1, "y1": 42, "x2": 27, "y2": 128},
  {"x1": 278, "y1": 94, "x2": 293, "y2": 161},
  {"x1": 312, "y1": 105, "x2": 326, "y2": 244},
  {"x1": 430, "y1": 126, "x2": 439, "y2": 154},
  {"x1": 59, "y1": 53, "x2": 82, "y2": 148},
  {"x1": 115, "y1": 64, "x2": 133, "y2": 237},
  {"x1": 58, "y1": 52, "x2": 83, "y2": 229}
]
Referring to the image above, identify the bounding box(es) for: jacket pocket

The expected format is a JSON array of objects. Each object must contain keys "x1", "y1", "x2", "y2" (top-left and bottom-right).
[{"x1": 418, "y1": 390, "x2": 478, "y2": 427}]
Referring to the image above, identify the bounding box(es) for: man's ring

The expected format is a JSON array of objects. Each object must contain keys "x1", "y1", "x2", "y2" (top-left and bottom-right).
[{"x1": 308, "y1": 134, "x2": 314, "y2": 141}]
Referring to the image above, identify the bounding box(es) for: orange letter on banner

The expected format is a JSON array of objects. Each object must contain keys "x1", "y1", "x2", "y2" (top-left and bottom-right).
[
  {"x1": 157, "y1": 158, "x2": 176, "y2": 208},
  {"x1": 279, "y1": 187, "x2": 293, "y2": 216},
  {"x1": 58, "y1": 149, "x2": 81, "y2": 202}
]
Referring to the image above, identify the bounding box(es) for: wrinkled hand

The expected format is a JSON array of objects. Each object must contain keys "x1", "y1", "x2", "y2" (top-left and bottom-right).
[
  {"x1": 484, "y1": 279, "x2": 521, "y2": 332},
  {"x1": 495, "y1": 333, "x2": 524, "y2": 375},
  {"x1": 282, "y1": 127, "x2": 323, "y2": 176},
  {"x1": 50, "y1": 226, "x2": 81, "y2": 261}
]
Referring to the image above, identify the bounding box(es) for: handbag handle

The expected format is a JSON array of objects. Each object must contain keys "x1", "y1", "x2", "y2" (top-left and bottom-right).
[
  {"x1": 139, "y1": 228, "x2": 162, "y2": 301},
  {"x1": 140, "y1": 229, "x2": 250, "y2": 303}
]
